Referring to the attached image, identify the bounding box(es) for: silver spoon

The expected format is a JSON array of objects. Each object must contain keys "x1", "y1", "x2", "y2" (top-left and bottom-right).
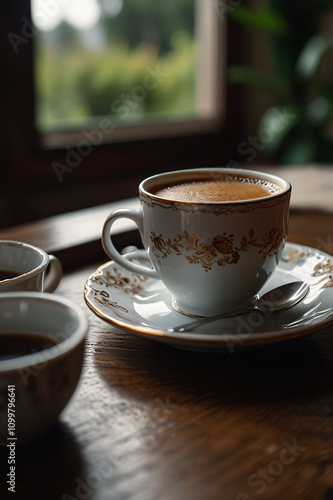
[{"x1": 167, "y1": 281, "x2": 309, "y2": 333}]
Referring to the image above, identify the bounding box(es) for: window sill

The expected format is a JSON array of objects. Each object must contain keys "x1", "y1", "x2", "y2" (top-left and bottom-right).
[{"x1": 0, "y1": 198, "x2": 140, "y2": 270}]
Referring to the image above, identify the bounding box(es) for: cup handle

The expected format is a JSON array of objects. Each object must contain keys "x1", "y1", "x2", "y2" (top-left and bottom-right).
[
  {"x1": 44, "y1": 255, "x2": 63, "y2": 292},
  {"x1": 102, "y1": 209, "x2": 159, "y2": 279}
]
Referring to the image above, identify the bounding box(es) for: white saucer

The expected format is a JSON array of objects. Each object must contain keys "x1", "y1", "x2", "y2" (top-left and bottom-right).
[{"x1": 84, "y1": 243, "x2": 333, "y2": 352}]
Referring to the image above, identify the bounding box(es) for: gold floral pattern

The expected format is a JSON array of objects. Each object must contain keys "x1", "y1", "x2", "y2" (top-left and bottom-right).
[
  {"x1": 92, "y1": 267, "x2": 148, "y2": 295},
  {"x1": 150, "y1": 228, "x2": 284, "y2": 272},
  {"x1": 90, "y1": 287, "x2": 129, "y2": 312},
  {"x1": 88, "y1": 267, "x2": 149, "y2": 312},
  {"x1": 286, "y1": 248, "x2": 308, "y2": 265},
  {"x1": 312, "y1": 259, "x2": 333, "y2": 287}
]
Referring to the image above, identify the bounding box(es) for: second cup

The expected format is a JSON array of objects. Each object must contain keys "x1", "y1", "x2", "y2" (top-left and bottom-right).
[{"x1": 0, "y1": 240, "x2": 62, "y2": 293}]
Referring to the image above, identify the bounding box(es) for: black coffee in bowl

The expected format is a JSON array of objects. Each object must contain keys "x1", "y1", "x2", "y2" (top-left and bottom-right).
[
  {"x1": 0, "y1": 333, "x2": 59, "y2": 361},
  {"x1": 0, "y1": 270, "x2": 21, "y2": 281}
]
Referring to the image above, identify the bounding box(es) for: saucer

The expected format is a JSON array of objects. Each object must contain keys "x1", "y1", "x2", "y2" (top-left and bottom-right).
[{"x1": 84, "y1": 243, "x2": 333, "y2": 352}]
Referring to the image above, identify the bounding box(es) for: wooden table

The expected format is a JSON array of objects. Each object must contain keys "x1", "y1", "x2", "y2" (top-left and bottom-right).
[{"x1": 1, "y1": 201, "x2": 333, "y2": 500}]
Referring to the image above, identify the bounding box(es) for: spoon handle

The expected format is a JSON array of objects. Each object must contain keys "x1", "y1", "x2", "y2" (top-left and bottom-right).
[
  {"x1": 169, "y1": 281, "x2": 309, "y2": 333},
  {"x1": 169, "y1": 306, "x2": 253, "y2": 333}
]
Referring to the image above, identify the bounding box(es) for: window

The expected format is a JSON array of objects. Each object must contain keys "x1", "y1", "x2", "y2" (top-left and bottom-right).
[
  {"x1": 2, "y1": 1, "x2": 243, "y2": 227},
  {"x1": 32, "y1": 0, "x2": 224, "y2": 147}
]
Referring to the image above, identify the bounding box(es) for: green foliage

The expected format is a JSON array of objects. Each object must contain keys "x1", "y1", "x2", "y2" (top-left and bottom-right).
[
  {"x1": 98, "y1": 0, "x2": 195, "y2": 54},
  {"x1": 34, "y1": 0, "x2": 196, "y2": 132},
  {"x1": 228, "y1": 0, "x2": 333, "y2": 164},
  {"x1": 35, "y1": 31, "x2": 195, "y2": 131}
]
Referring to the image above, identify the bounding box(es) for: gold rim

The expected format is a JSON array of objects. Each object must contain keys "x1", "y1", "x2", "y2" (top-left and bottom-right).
[{"x1": 139, "y1": 168, "x2": 291, "y2": 208}]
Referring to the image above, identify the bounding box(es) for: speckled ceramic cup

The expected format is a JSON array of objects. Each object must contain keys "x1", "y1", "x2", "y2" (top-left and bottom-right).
[
  {"x1": 0, "y1": 292, "x2": 88, "y2": 445},
  {"x1": 102, "y1": 168, "x2": 291, "y2": 317}
]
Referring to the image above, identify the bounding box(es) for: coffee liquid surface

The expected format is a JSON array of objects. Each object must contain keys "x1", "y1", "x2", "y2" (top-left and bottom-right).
[
  {"x1": 0, "y1": 270, "x2": 21, "y2": 281},
  {"x1": 155, "y1": 178, "x2": 280, "y2": 202},
  {"x1": 0, "y1": 333, "x2": 59, "y2": 361}
]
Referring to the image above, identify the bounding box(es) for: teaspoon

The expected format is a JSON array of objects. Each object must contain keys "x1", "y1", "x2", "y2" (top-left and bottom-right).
[{"x1": 167, "y1": 281, "x2": 309, "y2": 333}]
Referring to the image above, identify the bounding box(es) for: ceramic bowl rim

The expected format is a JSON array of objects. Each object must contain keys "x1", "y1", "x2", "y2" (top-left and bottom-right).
[
  {"x1": 0, "y1": 292, "x2": 88, "y2": 373},
  {"x1": 0, "y1": 240, "x2": 49, "y2": 284}
]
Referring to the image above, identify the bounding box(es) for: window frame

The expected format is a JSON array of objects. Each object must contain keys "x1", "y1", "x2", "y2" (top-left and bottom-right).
[
  {"x1": 1, "y1": 0, "x2": 245, "y2": 228},
  {"x1": 39, "y1": 0, "x2": 224, "y2": 148}
]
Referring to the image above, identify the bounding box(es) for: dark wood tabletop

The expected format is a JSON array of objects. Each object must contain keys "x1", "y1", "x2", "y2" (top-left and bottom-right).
[{"x1": 1, "y1": 198, "x2": 333, "y2": 500}]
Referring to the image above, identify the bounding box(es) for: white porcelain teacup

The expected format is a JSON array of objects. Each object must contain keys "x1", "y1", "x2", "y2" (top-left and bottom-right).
[
  {"x1": 102, "y1": 168, "x2": 291, "y2": 317},
  {"x1": 0, "y1": 240, "x2": 62, "y2": 293},
  {"x1": 0, "y1": 292, "x2": 88, "y2": 445}
]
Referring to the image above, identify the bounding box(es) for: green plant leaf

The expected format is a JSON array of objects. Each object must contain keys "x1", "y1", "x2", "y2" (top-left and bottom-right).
[
  {"x1": 305, "y1": 96, "x2": 331, "y2": 128},
  {"x1": 227, "y1": 66, "x2": 289, "y2": 99},
  {"x1": 295, "y1": 35, "x2": 333, "y2": 82},
  {"x1": 228, "y1": 5, "x2": 286, "y2": 35},
  {"x1": 257, "y1": 104, "x2": 300, "y2": 156}
]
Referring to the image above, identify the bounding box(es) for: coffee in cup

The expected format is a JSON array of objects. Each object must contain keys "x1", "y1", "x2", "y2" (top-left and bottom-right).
[
  {"x1": 0, "y1": 292, "x2": 88, "y2": 444},
  {"x1": 153, "y1": 173, "x2": 282, "y2": 203},
  {"x1": 102, "y1": 168, "x2": 291, "y2": 317}
]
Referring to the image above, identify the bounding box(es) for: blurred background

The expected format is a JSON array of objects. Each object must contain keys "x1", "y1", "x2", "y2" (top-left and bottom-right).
[
  {"x1": 33, "y1": 0, "x2": 197, "y2": 135},
  {"x1": 2, "y1": 0, "x2": 333, "y2": 228}
]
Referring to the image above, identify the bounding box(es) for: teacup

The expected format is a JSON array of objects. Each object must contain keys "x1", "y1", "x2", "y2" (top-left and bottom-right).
[
  {"x1": 0, "y1": 240, "x2": 62, "y2": 292},
  {"x1": 0, "y1": 292, "x2": 88, "y2": 445},
  {"x1": 102, "y1": 168, "x2": 291, "y2": 317}
]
